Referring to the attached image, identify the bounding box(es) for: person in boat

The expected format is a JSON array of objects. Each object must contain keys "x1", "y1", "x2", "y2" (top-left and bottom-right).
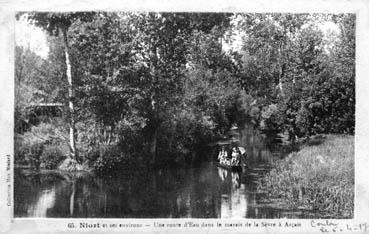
[
  {"x1": 238, "y1": 146, "x2": 246, "y2": 156},
  {"x1": 218, "y1": 146, "x2": 227, "y2": 164},
  {"x1": 218, "y1": 146, "x2": 224, "y2": 160},
  {"x1": 224, "y1": 148, "x2": 230, "y2": 165},
  {"x1": 231, "y1": 147, "x2": 240, "y2": 166},
  {"x1": 237, "y1": 146, "x2": 247, "y2": 166},
  {"x1": 218, "y1": 145, "x2": 232, "y2": 166}
]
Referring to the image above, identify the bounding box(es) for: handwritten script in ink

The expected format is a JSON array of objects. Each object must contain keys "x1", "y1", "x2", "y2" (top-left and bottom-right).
[{"x1": 311, "y1": 220, "x2": 369, "y2": 233}]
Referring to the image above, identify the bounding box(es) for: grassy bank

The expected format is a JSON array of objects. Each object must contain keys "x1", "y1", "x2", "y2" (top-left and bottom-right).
[{"x1": 257, "y1": 134, "x2": 354, "y2": 218}]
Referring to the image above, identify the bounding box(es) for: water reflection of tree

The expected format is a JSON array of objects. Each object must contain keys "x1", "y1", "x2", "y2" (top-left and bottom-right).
[
  {"x1": 29, "y1": 187, "x2": 56, "y2": 217},
  {"x1": 43, "y1": 173, "x2": 103, "y2": 217},
  {"x1": 14, "y1": 169, "x2": 63, "y2": 217},
  {"x1": 16, "y1": 165, "x2": 247, "y2": 218}
]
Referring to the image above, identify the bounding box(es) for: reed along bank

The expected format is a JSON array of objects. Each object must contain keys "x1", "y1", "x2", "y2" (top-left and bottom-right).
[{"x1": 257, "y1": 134, "x2": 354, "y2": 218}]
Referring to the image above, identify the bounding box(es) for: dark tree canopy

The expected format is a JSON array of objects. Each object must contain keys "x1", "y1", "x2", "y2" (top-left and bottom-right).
[{"x1": 17, "y1": 12, "x2": 97, "y2": 34}]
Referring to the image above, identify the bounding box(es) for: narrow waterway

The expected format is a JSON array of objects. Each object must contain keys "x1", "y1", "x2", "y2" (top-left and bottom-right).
[{"x1": 14, "y1": 125, "x2": 307, "y2": 218}]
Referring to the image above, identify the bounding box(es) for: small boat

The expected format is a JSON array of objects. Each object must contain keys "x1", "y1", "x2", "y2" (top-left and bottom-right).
[
  {"x1": 217, "y1": 162, "x2": 242, "y2": 172},
  {"x1": 214, "y1": 138, "x2": 246, "y2": 172}
]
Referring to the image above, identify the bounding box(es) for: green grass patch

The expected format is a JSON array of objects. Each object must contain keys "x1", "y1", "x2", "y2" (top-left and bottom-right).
[{"x1": 257, "y1": 134, "x2": 354, "y2": 218}]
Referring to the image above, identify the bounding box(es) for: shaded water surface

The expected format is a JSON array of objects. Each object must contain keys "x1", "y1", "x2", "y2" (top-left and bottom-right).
[{"x1": 14, "y1": 126, "x2": 308, "y2": 218}]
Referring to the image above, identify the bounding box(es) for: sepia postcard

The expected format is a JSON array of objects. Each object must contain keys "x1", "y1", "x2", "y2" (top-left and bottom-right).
[{"x1": 1, "y1": 0, "x2": 369, "y2": 233}]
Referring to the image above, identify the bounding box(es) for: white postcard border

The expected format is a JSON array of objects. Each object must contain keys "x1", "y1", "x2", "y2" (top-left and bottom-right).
[{"x1": 1, "y1": 0, "x2": 369, "y2": 233}]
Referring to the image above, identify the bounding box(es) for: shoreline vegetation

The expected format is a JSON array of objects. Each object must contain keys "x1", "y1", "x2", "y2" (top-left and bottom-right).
[{"x1": 256, "y1": 134, "x2": 354, "y2": 218}]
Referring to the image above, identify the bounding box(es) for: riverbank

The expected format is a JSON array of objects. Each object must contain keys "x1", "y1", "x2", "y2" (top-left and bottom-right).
[{"x1": 257, "y1": 134, "x2": 354, "y2": 218}]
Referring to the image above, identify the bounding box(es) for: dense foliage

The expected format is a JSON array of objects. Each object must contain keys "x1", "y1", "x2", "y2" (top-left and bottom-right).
[
  {"x1": 234, "y1": 13, "x2": 355, "y2": 140},
  {"x1": 14, "y1": 13, "x2": 355, "y2": 171}
]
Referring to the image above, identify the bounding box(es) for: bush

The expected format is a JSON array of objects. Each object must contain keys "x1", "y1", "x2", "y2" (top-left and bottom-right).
[
  {"x1": 14, "y1": 135, "x2": 28, "y2": 165},
  {"x1": 260, "y1": 104, "x2": 282, "y2": 133},
  {"x1": 15, "y1": 120, "x2": 69, "y2": 169},
  {"x1": 257, "y1": 134, "x2": 354, "y2": 218},
  {"x1": 93, "y1": 145, "x2": 134, "y2": 174},
  {"x1": 58, "y1": 158, "x2": 84, "y2": 171},
  {"x1": 26, "y1": 142, "x2": 44, "y2": 170},
  {"x1": 76, "y1": 119, "x2": 124, "y2": 164},
  {"x1": 40, "y1": 145, "x2": 67, "y2": 169}
]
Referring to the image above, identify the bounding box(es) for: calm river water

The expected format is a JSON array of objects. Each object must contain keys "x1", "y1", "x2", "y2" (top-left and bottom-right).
[{"x1": 14, "y1": 126, "x2": 307, "y2": 218}]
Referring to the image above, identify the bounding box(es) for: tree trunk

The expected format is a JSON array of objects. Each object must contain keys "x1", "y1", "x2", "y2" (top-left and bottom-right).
[
  {"x1": 69, "y1": 180, "x2": 76, "y2": 216},
  {"x1": 150, "y1": 127, "x2": 158, "y2": 163},
  {"x1": 168, "y1": 122, "x2": 176, "y2": 153},
  {"x1": 278, "y1": 45, "x2": 284, "y2": 96},
  {"x1": 62, "y1": 28, "x2": 77, "y2": 160}
]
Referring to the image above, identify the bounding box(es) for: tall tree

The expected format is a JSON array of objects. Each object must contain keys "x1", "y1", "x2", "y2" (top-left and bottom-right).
[
  {"x1": 125, "y1": 13, "x2": 232, "y2": 162},
  {"x1": 68, "y1": 13, "x2": 146, "y2": 157},
  {"x1": 20, "y1": 12, "x2": 95, "y2": 160},
  {"x1": 235, "y1": 13, "x2": 307, "y2": 103}
]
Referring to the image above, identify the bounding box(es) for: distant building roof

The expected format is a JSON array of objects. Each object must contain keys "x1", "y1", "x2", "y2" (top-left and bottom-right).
[
  {"x1": 230, "y1": 125, "x2": 239, "y2": 130},
  {"x1": 30, "y1": 103, "x2": 64, "y2": 107}
]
